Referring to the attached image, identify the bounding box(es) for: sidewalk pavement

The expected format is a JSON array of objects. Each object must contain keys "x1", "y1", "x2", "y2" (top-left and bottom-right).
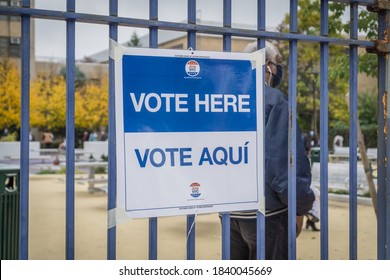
[{"x1": 28, "y1": 175, "x2": 377, "y2": 260}]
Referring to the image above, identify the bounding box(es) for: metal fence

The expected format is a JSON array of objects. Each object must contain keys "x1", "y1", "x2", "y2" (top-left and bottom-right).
[{"x1": 0, "y1": 0, "x2": 389, "y2": 260}]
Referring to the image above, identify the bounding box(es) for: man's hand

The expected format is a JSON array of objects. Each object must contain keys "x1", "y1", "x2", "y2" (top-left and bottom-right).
[{"x1": 296, "y1": 216, "x2": 304, "y2": 237}]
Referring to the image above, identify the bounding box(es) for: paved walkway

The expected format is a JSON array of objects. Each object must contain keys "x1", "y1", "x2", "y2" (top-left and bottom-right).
[{"x1": 27, "y1": 175, "x2": 377, "y2": 260}]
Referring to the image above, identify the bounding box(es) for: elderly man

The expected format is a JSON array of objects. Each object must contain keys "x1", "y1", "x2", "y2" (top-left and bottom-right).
[{"x1": 228, "y1": 41, "x2": 314, "y2": 260}]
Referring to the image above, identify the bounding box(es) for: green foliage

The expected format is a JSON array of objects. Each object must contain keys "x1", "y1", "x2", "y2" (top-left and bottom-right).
[
  {"x1": 0, "y1": 131, "x2": 18, "y2": 141},
  {"x1": 325, "y1": 91, "x2": 378, "y2": 149},
  {"x1": 277, "y1": 0, "x2": 378, "y2": 146},
  {"x1": 127, "y1": 31, "x2": 142, "y2": 47},
  {"x1": 359, "y1": 92, "x2": 377, "y2": 126},
  {"x1": 360, "y1": 191, "x2": 371, "y2": 198},
  {"x1": 359, "y1": 91, "x2": 377, "y2": 148},
  {"x1": 36, "y1": 169, "x2": 58, "y2": 175},
  {"x1": 328, "y1": 189, "x2": 349, "y2": 195},
  {"x1": 100, "y1": 154, "x2": 108, "y2": 162},
  {"x1": 36, "y1": 167, "x2": 84, "y2": 175},
  {"x1": 277, "y1": 0, "x2": 350, "y2": 134},
  {"x1": 94, "y1": 166, "x2": 107, "y2": 174},
  {"x1": 328, "y1": 188, "x2": 371, "y2": 198},
  {"x1": 59, "y1": 66, "x2": 87, "y2": 88},
  {"x1": 326, "y1": 3, "x2": 378, "y2": 79}
]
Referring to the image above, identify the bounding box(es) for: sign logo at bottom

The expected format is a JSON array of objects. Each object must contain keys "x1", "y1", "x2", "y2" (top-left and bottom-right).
[{"x1": 190, "y1": 182, "x2": 201, "y2": 198}]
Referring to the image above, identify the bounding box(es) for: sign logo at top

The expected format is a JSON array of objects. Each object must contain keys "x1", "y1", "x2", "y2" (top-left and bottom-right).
[{"x1": 185, "y1": 60, "x2": 200, "y2": 77}]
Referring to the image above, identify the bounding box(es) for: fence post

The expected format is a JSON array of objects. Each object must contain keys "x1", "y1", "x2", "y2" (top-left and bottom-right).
[
  {"x1": 107, "y1": 0, "x2": 118, "y2": 260},
  {"x1": 256, "y1": 0, "x2": 266, "y2": 261},
  {"x1": 319, "y1": 0, "x2": 329, "y2": 260},
  {"x1": 148, "y1": 0, "x2": 159, "y2": 261},
  {"x1": 349, "y1": 2, "x2": 359, "y2": 260},
  {"x1": 19, "y1": 0, "x2": 31, "y2": 260},
  {"x1": 186, "y1": 0, "x2": 197, "y2": 261},
  {"x1": 288, "y1": 0, "x2": 298, "y2": 260},
  {"x1": 377, "y1": 7, "x2": 390, "y2": 261},
  {"x1": 367, "y1": 0, "x2": 390, "y2": 260},
  {"x1": 65, "y1": 0, "x2": 76, "y2": 260}
]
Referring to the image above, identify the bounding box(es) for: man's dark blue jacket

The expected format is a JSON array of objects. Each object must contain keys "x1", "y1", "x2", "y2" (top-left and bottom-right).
[
  {"x1": 231, "y1": 85, "x2": 314, "y2": 219},
  {"x1": 264, "y1": 85, "x2": 314, "y2": 216}
]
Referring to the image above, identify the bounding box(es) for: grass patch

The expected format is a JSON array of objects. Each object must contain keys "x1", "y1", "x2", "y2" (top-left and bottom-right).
[
  {"x1": 329, "y1": 189, "x2": 349, "y2": 195},
  {"x1": 328, "y1": 188, "x2": 371, "y2": 198},
  {"x1": 94, "y1": 166, "x2": 107, "y2": 174},
  {"x1": 36, "y1": 167, "x2": 85, "y2": 175},
  {"x1": 36, "y1": 169, "x2": 58, "y2": 175}
]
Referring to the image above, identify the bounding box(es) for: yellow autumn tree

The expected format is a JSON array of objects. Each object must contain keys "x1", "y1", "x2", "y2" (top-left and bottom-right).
[
  {"x1": 75, "y1": 76, "x2": 108, "y2": 130},
  {"x1": 0, "y1": 59, "x2": 20, "y2": 130},
  {"x1": 30, "y1": 74, "x2": 66, "y2": 130}
]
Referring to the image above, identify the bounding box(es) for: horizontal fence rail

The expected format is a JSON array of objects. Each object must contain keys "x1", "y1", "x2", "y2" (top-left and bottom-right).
[{"x1": 0, "y1": 6, "x2": 377, "y2": 48}]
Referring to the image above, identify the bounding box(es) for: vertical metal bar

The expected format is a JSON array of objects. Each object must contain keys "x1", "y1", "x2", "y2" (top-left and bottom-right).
[
  {"x1": 223, "y1": 0, "x2": 231, "y2": 52},
  {"x1": 386, "y1": 34, "x2": 390, "y2": 261},
  {"x1": 186, "y1": 0, "x2": 196, "y2": 260},
  {"x1": 288, "y1": 0, "x2": 298, "y2": 260},
  {"x1": 221, "y1": 213, "x2": 230, "y2": 260},
  {"x1": 148, "y1": 0, "x2": 159, "y2": 261},
  {"x1": 187, "y1": 0, "x2": 196, "y2": 49},
  {"x1": 289, "y1": 0, "x2": 298, "y2": 34},
  {"x1": 148, "y1": 217, "x2": 158, "y2": 260},
  {"x1": 19, "y1": 0, "x2": 30, "y2": 260},
  {"x1": 107, "y1": 0, "x2": 118, "y2": 260},
  {"x1": 186, "y1": 216, "x2": 195, "y2": 260},
  {"x1": 65, "y1": 0, "x2": 76, "y2": 260},
  {"x1": 256, "y1": 0, "x2": 266, "y2": 261},
  {"x1": 319, "y1": 0, "x2": 329, "y2": 260},
  {"x1": 378, "y1": 8, "x2": 390, "y2": 260},
  {"x1": 377, "y1": 31, "x2": 388, "y2": 260},
  {"x1": 376, "y1": 9, "x2": 387, "y2": 260},
  {"x1": 379, "y1": 7, "x2": 390, "y2": 260},
  {"x1": 220, "y1": 0, "x2": 232, "y2": 260},
  {"x1": 149, "y1": 0, "x2": 158, "y2": 48},
  {"x1": 349, "y1": 2, "x2": 358, "y2": 260}
]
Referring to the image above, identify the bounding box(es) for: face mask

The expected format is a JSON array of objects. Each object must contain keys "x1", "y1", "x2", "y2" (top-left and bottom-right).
[{"x1": 271, "y1": 64, "x2": 283, "y2": 87}]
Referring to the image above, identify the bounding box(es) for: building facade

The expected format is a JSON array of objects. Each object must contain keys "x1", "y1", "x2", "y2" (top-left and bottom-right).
[{"x1": 0, "y1": 0, "x2": 35, "y2": 75}]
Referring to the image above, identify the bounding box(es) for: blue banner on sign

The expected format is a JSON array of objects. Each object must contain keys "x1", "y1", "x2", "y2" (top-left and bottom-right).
[{"x1": 122, "y1": 55, "x2": 257, "y2": 133}]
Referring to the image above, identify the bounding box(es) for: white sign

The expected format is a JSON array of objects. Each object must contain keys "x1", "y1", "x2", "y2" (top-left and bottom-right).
[{"x1": 115, "y1": 47, "x2": 264, "y2": 218}]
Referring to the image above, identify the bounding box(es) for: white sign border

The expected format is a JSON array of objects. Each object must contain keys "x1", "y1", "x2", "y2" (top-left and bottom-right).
[{"x1": 113, "y1": 45, "x2": 264, "y2": 219}]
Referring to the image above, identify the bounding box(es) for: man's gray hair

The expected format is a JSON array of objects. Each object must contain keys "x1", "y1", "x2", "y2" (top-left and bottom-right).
[{"x1": 243, "y1": 41, "x2": 282, "y2": 64}]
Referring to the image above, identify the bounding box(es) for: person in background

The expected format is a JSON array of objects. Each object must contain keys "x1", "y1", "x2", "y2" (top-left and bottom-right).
[
  {"x1": 42, "y1": 131, "x2": 54, "y2": 148},
  {"x1": 58, "y1": 138, "x2": 66, "y2": 154},
  {"x1": 100, "y1": 131, "x2": 107, "y2": 141},
  {"x1": 303, "y1": 132, "x2": 312, "y2": 156},
  {"x1": 89, "y1": 131, "x2": 98, "y2": 141},
  {"x1": 305, "y1": 186, "x2": 320, "y2": 231},
  {"x1": 82, "y1": 131, "x2": 89, "y2": 142},
  {"x1": 227, "y1": 41, "x2": 314, "y2": 260}
]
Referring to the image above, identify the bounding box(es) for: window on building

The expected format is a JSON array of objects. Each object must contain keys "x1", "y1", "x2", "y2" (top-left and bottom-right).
[
  {"x1": 0, "y1": 37, "x2": 8, "y2": 48},
  {"x1": 9, "y1": 44, "x2": 20, "y2": 57},
  {"x1": 10, "y1": 37, "x2": 20, "y2": 45},
  {"x1": 0, "y1": 37, "x2": 9, "y2": 57},
  {"x1": 10, "y1": 0, "x2": 21, "y2": 7}
]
